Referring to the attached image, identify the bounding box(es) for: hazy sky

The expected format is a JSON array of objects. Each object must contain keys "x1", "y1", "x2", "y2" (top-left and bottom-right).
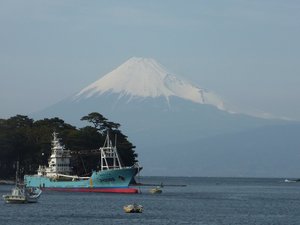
[{"x1": 1, "y1": 0, "x2": 299, "y2": 120}]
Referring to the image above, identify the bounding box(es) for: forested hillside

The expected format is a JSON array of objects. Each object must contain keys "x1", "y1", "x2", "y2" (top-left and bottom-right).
[{"x1": 0, "y1": 112, "x2": 138, "y2": 179}]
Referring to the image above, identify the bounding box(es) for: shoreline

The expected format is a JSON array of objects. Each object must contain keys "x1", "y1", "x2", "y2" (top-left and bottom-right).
[{"x1": 0, "y1": 180, "x2": 14, "y2": 185}]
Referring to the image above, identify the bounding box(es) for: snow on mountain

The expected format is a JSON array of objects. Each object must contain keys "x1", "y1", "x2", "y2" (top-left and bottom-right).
[{"x1": 74, "y1": 57, "x2": 225, "y2": 110}]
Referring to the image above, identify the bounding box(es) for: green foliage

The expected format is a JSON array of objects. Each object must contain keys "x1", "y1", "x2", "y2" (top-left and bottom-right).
[
  {"x1": 0, "y1": 112, "x2": 138, "y2": 179},
  {"x1": 81, "y1": 112, "x2": 120, "y2": 133}
]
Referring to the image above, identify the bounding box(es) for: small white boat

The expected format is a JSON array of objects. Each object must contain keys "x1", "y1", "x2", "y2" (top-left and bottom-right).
[
  {"x1": 149, "y1": 186, "x2": 162, "y2": 194},
  {"x1": 284, "y1": 179, "x2": 297, "y2": 183},
  {"x1": 3, "y1": 186, "x2": 27, "y2": 204},
  {"x1": 25, "y1": 187, "x2": 42, "y2": 203},
  {"x1": 123, "y1": 203, "x2": 143, "y2": 213}
]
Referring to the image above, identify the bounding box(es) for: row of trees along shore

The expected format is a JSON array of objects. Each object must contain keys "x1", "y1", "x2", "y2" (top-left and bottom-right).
[{"x1": 0, "y1": 112, "x2": 138, "y2": 180}]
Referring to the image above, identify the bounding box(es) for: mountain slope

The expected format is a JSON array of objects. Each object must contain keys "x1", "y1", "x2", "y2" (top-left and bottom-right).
[
  {"x1": 32, "y1": 57, "x2": 299, "y2": 177},
  {"x1": 145, "y1": 123, "x2": 300, "y2": 177}
]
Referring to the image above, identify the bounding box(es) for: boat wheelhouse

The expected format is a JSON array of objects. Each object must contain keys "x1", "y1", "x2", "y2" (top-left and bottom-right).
[{"x1": 37, "y1": 132, "x2": 72, "y2": 177}]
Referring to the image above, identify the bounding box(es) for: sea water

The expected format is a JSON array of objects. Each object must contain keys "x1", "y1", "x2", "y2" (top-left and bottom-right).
[{"x1": 1, "y1": 177, "x2": 300, "y2": 225}]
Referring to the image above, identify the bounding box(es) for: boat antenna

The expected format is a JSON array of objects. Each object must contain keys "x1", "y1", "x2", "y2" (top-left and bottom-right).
[
  {"x1": 79, "y1": 154, "x2": 87, "y2": 175},
  {"x1": 15, "y1": 161, "x2": 19, "y2": 186}
]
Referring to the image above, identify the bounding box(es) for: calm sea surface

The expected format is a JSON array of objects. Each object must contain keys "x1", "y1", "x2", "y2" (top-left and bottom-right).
[{"x1": 1, "y1": 177, "x2": 300, "y2": 225}]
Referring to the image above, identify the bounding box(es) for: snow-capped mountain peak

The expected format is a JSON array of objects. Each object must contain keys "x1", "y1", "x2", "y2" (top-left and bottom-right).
[{"x1": 74, "y1": 57, "x2": 225, "y2": 110}]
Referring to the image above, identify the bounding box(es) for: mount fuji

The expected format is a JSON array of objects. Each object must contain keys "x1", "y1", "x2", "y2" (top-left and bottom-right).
[
  {"x1": 73, "y1": 57, "x2": 225, "y2": 111},
  {"x1": 34, "y1": 57, "x2": 300, "y2": 177}
]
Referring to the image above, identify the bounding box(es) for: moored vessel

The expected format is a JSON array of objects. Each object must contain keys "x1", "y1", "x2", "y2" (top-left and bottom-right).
[
  {"x1": 3, "y1": 162, "x2": 42, "y2": 204},
  {"x1": 149, "y1": 186, "x2": 162, "y2": 194},
  {"x1": 24, "y1": 132, "x2": 140, "y2": 193},
  {"x1": 3, "y1": 186, "x2": 27, "y2": 204},
  {"x1": 123, "y1": 203, "x2": 143, "y2": 213},
  {"x1": 3, "y1": 186, "x2": 42, "y2": 204}
]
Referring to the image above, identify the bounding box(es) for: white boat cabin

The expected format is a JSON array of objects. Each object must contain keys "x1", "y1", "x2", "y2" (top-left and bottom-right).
[{"x1": 38, "y1": 132, "x2": 72, "y2": 177}]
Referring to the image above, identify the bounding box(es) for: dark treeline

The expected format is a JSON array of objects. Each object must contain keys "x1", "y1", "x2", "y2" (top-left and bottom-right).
[{"x1": 0, "y1": 112, "x2": 138, "y2": 179}]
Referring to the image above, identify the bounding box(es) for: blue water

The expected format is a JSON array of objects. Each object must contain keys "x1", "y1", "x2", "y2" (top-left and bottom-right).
[{"x1": 1, "y1": 177, "x2": 300, "y2": 225}]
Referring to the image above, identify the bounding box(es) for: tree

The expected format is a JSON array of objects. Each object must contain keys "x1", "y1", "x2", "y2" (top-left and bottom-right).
[
  {"x1": 81, "y1": 112, "x2": 137, "y2": 166},
  {"x1": 0, "y1": 115, "x2": 34, "y2": 178},
  {"x1": 81, "y1": 112, "x2": 120, "y2": 133},
  {"x1": 111, "y1": 129, "x2": 138, "y2": 166}
]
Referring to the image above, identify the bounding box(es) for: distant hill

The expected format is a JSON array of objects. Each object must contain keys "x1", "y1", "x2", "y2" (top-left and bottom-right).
[{"x1": 144, "y1": 123, "x2": 300, "y2": 177}]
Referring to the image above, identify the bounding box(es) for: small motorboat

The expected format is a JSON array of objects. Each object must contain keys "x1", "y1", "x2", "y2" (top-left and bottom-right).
[
  {"x1": 149, "y1": 186, "x2": 162, "y2": 194},
  {"x1": 123, "y1": 203, "x2": 143, "y2": 213},
  {"x1": 25, "y1": 187, "x2": 42, "y2": 203}
]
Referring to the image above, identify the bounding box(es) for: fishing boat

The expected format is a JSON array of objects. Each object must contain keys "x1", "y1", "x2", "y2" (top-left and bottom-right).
[
  {"x1": 3, "y1": 162, "x2": 42, "y2": 204},
  {"x1": 123, "y1": 203, "x2": 143, "y2": 213},
  {"x1": 3, "y1": 186, "x2": 27, "y2": 204},
  {"x1": 24, "y1": 132, "x2": 140, "y2": 193}
]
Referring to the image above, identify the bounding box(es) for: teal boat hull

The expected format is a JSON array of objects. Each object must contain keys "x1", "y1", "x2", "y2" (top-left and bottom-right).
[{"x1": 24, "y1": 167, "x2": 139, "y2": 193}]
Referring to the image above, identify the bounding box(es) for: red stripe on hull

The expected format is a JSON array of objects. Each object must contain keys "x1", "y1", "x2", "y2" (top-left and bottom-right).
[{"x1": 43, "y1": 187, "x2": 139, "y2": 194}]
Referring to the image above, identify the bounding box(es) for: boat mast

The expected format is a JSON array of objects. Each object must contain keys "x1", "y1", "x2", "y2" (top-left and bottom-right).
[
  {"x1": 100, "y1": 132, "x2": 122, "y2": 170},
  {"x1": 15, "y1": 161, "x2": 19, "y2": 186}
]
